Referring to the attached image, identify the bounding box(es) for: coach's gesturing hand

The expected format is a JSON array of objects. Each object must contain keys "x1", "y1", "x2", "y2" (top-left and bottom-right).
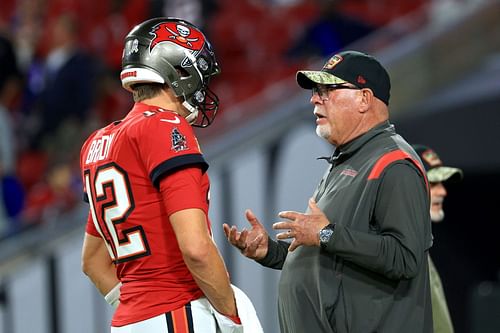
[
  {"x1": 223, "y1": 210, "x2": 269, "y2": 260},
  {"x1": 273, "y1": 198, "x2": 330, "y2": 252}
]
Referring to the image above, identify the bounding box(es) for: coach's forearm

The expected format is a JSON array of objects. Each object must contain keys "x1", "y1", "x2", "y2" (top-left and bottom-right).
[{"x1": 183, "y1": 241, "x2": 237, "y2": 316}]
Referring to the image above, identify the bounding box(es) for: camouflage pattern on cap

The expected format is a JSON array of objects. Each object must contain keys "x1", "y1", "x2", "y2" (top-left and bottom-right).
[
  {"x1": 427, "y1": 166, "x2": 463, "y2": 183},
  {"x1": 412, "y1": 144, "x2": 463, "y2": 183},
  {"x1": 296, "y1": 71, "x2": 348, "y2": 89},
  {"x1": 295, "y1": 51, "x2": 391, "y2": 104}
]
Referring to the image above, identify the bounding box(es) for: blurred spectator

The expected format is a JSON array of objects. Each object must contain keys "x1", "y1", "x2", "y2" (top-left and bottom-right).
[
  {"x1": 0, "y1": 33, "x2": 24, "y2": 237},
  {"x1": 3, "y1": 1, "x2": 150, "y2": 233},
  {"x1": 10, "y1": 0, "x2": 47, "y2": 72},
  {"x1": 22, "y1": 162, "x2": 80, "y2": 227},
  {"x1": 287, "y1": 0, "x2": 375, "y2": 61},
  {"x1": 30, "y1": 13, "x2": 97, "y2": 160},
  {"x1": 13, "y1": 12, "x2": 98, "y2": 230}
]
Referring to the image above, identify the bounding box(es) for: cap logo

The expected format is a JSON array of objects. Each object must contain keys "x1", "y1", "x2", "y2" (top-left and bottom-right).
[
  {"x1": 323, "y1": 54, "x2": 343, "y2": 70},
  {"x1": 149, "y1": 22, "x2": 205, "y2": 52},
  {"x1": 357, "y1": 75, "x2": 366, "y2": 85},
  {"x1": 421, "y1": 149, "x2": 442, "y2": 167}
]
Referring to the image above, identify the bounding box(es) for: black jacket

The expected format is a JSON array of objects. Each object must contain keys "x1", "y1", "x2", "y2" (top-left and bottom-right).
[{"x1": 259, "y1": 122, "x2": 433, "y2": 333}]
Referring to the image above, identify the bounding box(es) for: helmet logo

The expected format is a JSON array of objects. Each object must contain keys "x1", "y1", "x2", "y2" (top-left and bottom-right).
[
  {"x1": 124, "y1": 39, "x2": 139, "y2": 56},
  {"x1": 150, "y1": 22, "x2": 205, "y2": 52},
  {"x1": 198, "y1": 57, "x2": 209, "y2": 71}
]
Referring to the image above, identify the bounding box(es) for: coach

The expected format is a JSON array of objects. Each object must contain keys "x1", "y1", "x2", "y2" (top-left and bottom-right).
[{"x1": 224, "y1": 50, "x2": 433, "y2": 333}]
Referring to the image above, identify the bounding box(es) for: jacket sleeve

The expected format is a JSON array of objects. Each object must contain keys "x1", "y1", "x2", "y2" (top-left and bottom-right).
[
  {"x1": 324, "y1": 161, "x2": 431, "y2": 280},
  {"x1": 256, "y1": 237, "x2": 290, "y2": 270}
]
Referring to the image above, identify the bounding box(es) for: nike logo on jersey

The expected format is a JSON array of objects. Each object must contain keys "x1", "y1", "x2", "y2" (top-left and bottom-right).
[{"x1": 160, "y1": 116, "x2": 181, "y2": 124}]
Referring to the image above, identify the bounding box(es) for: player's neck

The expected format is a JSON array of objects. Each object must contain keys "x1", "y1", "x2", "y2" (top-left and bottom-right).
[{"x1": 141, "y1": 90, "x2": 188, "y2": 118}]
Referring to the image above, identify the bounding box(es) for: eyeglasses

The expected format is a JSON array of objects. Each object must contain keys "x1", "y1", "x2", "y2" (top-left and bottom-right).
[{"x1": 311, "y1": 84, "x2": 360, "y2": 100}]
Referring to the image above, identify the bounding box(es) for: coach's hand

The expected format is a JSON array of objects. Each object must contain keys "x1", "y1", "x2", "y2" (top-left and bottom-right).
[
  {"x1": 223, "y1": 209, "x2": 269, "y2": 260},
  {"x1": 273, "y1": 198, "x2": 330, "y2": 252}
]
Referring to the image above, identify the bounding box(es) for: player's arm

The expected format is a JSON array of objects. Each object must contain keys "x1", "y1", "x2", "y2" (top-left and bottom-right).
[
  {"x1": 158, "y1": 166, "x2": 238, "y2": 318},
  {"x1": 81, "y1": 233, "x2": 120, "y2": 298},
  {"x1": 170, "y1": 208, "x2": 237, "y2": 317}
]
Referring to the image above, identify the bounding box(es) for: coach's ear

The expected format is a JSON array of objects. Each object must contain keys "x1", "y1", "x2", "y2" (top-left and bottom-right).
[{"x1": 358, "y1": 88, "x2": 374, "y2": 114}]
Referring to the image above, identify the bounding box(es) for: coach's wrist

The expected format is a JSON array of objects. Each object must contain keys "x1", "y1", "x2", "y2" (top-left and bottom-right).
[{"x1": 318, "y1": 223, "x2": 336, "y2": 250}]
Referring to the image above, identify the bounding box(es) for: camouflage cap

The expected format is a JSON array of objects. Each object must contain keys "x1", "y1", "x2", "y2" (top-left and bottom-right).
[
  {"x1": 296, "y1": 50, "x2": 391, "y2": 105},
  {"x1": 412, "y1": 144, "x2": 463, "y2": 183}
]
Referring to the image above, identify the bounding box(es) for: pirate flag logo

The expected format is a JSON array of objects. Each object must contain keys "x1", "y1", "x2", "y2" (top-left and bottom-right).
[
  {"x1": 149, "y1": 22, "x2": 205, "y2": 52},
  {"x1": 171, "y1": 128, "x2": 188, "y2": 152}
]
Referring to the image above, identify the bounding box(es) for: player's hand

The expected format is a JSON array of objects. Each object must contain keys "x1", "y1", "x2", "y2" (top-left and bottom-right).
[
  {"x1": 223, "y1": 209, "x2": 269, "y2": 260},
  {"x1": 222, "y1": 312, "x2": 242, "y2": 325},
  {"x1": 273, "y1": 198, "x2": 330, "y2": 252},
  {"x1": 212, "y1": 309, "x2": 243, "y2": 333}
]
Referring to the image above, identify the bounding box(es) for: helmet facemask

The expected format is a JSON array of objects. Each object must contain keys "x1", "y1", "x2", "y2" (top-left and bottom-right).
[{"x1": 178, "y1": 49, "x2": 220, "y2": 128}]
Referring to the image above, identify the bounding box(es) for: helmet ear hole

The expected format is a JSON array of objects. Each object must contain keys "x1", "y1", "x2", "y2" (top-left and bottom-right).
[{"x1": 175, "y1": 66, "x2": 190, "y2": 78}]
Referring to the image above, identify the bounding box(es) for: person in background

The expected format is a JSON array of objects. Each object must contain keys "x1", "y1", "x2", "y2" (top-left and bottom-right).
[
  {"x1": 413, "y1": 144, "x2": 463, "y2": 333},
  {"x1": 34, "y1": 13, "x2": 96, "y2": 157},
  {"x1": 225, "y1": 50, "x2": 433, "y2": 333},
  {"x1": 0, "y1": 33, "x2": 24, "y2": 237}
]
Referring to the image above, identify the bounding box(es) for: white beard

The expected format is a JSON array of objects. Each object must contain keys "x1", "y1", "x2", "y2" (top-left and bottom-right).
[
  {"x1": 316, "y1": 125, "x2": 330, "y2": 140},
  {"x1": 430, "y1": 209, "x2": 445, "y2": 222}
]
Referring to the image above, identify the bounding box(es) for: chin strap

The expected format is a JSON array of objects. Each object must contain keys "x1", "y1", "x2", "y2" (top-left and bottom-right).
[
  {"x1": 182, "y1": 101, "x2": 199, "y2": 124},
  {"x1": 181, "y1": 49, "x2": 205, "y2": 126}
]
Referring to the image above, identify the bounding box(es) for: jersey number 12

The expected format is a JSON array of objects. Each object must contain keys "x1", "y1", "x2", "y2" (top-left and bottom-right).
[{"x1": 84, "y1": 163, "x2": 150, "y2": 263}]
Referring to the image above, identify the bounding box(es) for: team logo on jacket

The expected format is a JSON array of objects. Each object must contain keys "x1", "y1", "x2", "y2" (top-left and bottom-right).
[
  {"x1": 149, "y1": 22, "x2": 205, "y2": 52},
  {"x1": 171, "y1": 128, "x2": 188, "y2": 152},
  {"x1": 340, "y1": 168, "x2": 358, "y2": 177}
]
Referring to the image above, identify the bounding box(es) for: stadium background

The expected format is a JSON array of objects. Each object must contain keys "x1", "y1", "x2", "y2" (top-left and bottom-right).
[{"x1": 0, "y1": 0, "x2": 499, "y2": 332}]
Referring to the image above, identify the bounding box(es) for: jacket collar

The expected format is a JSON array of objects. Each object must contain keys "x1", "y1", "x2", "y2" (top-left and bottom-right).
[{"x1": 320, "y1": 121, "x2": 394, "y2": 165}]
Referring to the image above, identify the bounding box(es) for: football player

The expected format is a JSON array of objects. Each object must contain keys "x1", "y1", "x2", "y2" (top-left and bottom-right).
[{"x1": 80, "y1": 17, "x2": 259, "y2": 333}]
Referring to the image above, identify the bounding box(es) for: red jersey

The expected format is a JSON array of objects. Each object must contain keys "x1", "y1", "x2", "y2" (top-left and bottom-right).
[{"x1": 80, "y1": 102, "x2": 210, "y2": 326}]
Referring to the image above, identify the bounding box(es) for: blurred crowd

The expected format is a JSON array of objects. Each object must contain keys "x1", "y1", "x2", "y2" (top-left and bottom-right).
[{"x1": 0, "y1": 0, "x2": 427, "y2": 240}]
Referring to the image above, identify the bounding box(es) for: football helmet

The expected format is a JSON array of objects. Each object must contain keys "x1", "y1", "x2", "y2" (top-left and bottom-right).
[{"x1": 120, "y1": 17, "x2": 221, "y2": 127}]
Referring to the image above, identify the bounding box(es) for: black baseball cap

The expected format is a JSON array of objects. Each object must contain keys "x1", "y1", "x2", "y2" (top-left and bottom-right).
[
  {"x1": 296, "y1": 50, "x2": 391, "y2": 105},
  {"x1": 412, "y1": 144, "x2": 463, "y2": 183}
]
